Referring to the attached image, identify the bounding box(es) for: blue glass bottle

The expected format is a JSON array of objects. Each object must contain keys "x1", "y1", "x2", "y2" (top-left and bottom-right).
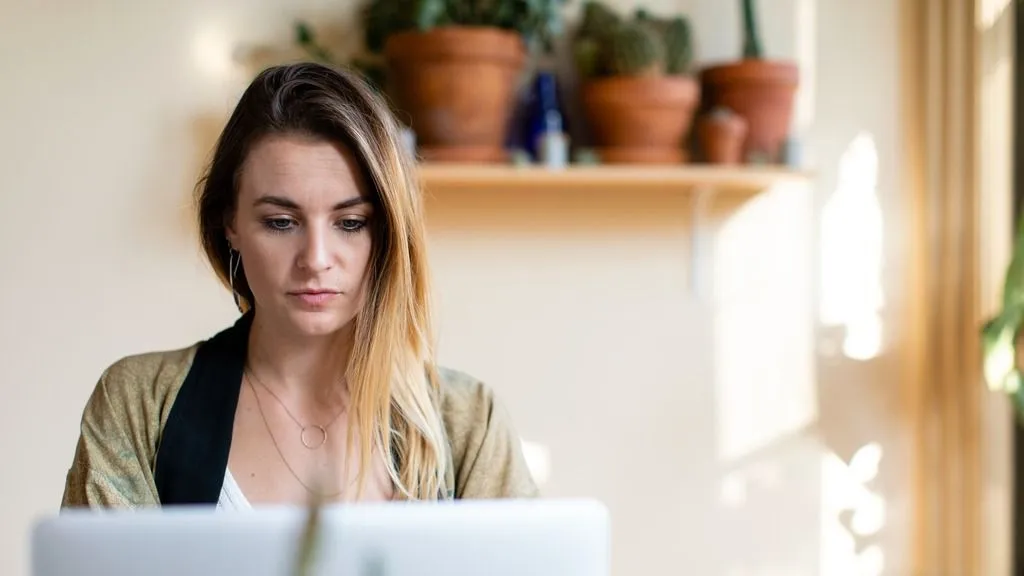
[{"x1": 525, "y1": 71, "x2": 566, "y2": 161}]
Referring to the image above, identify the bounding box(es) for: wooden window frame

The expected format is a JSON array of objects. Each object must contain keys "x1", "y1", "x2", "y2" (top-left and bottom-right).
[{"x1": 900, "y1": 0, "x2": 1015, "y2": 574}]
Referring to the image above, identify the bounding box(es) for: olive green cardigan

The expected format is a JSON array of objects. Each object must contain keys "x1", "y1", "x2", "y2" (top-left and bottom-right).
[{"x1": 61, "y1": 312, "x2": 538, "y2": 508}]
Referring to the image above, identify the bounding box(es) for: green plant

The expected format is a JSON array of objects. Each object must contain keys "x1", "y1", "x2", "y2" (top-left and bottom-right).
[
  {"x1": 572, "y1": 0, "x2": 695, "y2": 81},
  {"x1": 295, "y1": 0, "x2": 568, "y2": 95},
  {"x1": 294, "y1": 23, "x2": 387, "y2": 93},
  {"x1": 578, "y1": 0, "x2": 620, "y2": 38},
  {"x1": 741, "y1": 0, "x2": 764, "y2": 59},
  {"x1": 607, "y1": 22, "x2": 663, "y2": 75},
  {"x1": 293, "y1": 492, "x2": 324, "y2": 576},
  {"x1": 636, "y1": 9, "x2": 693, "y2": 74},
  {"x1": 982, "y1": 219, "x2": 1024, "y2": 415},
  {"x1": 663, "y1": 17, "x2": 695, "y2": 74},
  {"x1": 361, "y1": 0, "x2": 569, "y2": 54}
]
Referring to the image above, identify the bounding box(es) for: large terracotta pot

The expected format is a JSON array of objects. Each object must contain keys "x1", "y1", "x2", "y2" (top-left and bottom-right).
[
  {"x1": 384, "y1": 27, "x2": 526, "y2": 163},
  {"x1": 581, "y1": 75, "x2": 700, "y2": 164},
  {"x1": 700, "y1": 59, "x2": 799, "y2": 164}
]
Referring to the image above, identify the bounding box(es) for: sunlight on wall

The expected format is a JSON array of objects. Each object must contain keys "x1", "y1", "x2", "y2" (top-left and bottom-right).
[
  {"x1": 820, "y1": 442, "x2": 887, "y2": 576},
  {"x1": 819, "y1": 132, "x2": 884, "y2": 361},
  {"x1": 521, "y1": 439, "x2": 552, "y2": 487},
  {"x1": 979, "y1": 1, "x2": 1015, "y2": 396},
  {"x1": 979, "y1": 0, "x2": 1012, "y2": 29},
  {"x1": 192, "y1": 22, "x2": 240, "y2": 81},
  {"x1": 794, "y1": 0, "x2": 817, "y2": 139},
  {"x1": 712, "y1": 182, "x2": 817, "y2": 464}
]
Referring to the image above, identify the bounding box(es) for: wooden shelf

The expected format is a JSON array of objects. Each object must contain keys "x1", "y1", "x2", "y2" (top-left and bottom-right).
[
  {"x1": 417, "y1": 162, "x2": 812, "y2": 300},
  {"x1": 418, "y1": 163, "x2": 810, "y2": 196}
]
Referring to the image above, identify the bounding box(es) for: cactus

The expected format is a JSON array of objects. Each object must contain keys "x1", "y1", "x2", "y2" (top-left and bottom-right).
[
  {"x1": 301, "y1": 0, "x2": 569, "y2": 84},
  {"x1": 358, "y1": 0, "x2": 569, "y2": 54},
  {"x1": 413, "y1": 0, "x2": 448, "y2": 30},
  {"x1": 607, "y1": 22, "x2": 664, "y2": 76},
  {"x1": 573, "y1": 37, "x2": 604, "y2": 79},
  {"x1": 578, "y1": 0, "x2": 621, "y2": 40},
  {"x1": 661, "y1": 17, "x2": 693, "y2": 74},
  {"x1": 573, "y1": 1, "x2": 694, "y2": 80},
  {"x1": 633, "y1": 10, "x2": 693, "y2": 75},
  {"x1": 741, "y1": 0, "x2": 764, "y2": 59}
]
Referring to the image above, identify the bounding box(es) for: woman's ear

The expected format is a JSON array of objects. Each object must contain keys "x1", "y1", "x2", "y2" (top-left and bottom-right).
[{"x1": 224, "y1": 216, "x2": 239, "y2": 251}]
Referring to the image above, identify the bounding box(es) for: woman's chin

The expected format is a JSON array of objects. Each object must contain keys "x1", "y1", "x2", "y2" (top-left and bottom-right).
[{"x1": 283, "y1": 308, "x2": 353, "y2": 338}]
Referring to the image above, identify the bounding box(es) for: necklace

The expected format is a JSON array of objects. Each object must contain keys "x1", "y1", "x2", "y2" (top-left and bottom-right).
[
  {"x1": 246, "y1": 372, "x2": 352, "y2": 499},
  {"x1": 245, "y1": 365, "x2": 347, "y2": 450}
]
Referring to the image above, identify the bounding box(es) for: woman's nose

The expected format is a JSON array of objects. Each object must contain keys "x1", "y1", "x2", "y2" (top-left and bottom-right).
[{"x1": 298, "y1": 225, "x2": 332, "y2": 272}]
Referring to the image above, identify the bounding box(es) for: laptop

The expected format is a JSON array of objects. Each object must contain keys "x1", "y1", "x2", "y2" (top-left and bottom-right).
[{"x1": 31, "y1": 498, "x2": 610, "y2": 576}]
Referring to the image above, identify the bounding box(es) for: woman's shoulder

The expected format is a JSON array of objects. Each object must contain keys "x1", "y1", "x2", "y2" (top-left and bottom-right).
[
  {"x1": 433, "y1": 365, "x2": 518, "y2": 441},
  {"x1": 77, "y1": 342, "x2": 203, "y2": 450},
  {"x1": 78, "y1": 343, "x2": 202, "y2": 442},
  {"x1": 93, "y1": 343, "x2": 200, "y2": 412},
  {"x1": 63, "y1": 343, "x2": 203, "y2": 508},
  {"x1": 434, "y1": 366, "x2": 495, "y2": 417},
  {"x1": 432, "y1": 366, "x2": 540, "y2": 498}
]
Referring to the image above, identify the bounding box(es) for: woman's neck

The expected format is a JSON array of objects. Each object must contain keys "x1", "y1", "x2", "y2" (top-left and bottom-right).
[{"x1": 246, "y1": 310, "x2": 354, "y2": 402}]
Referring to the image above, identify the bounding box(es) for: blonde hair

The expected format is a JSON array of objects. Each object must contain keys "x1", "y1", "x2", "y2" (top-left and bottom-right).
[{"x1": 195, "y1": 62, "x2": 449, "y2": 500}]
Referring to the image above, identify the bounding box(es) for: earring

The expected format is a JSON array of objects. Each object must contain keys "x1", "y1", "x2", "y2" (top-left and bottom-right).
[{"x1": 228, "y1": 247, "x2": 243, "y2": 312}]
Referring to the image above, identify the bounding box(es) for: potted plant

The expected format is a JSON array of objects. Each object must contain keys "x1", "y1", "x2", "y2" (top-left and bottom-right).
[
  {"x1": 295, "y1": 23, "x2": 417, "y2": 156},
  {"x1": 982, "y1": 220, "x2": 1024, "y2": 415},
  {"x1": 295, "y1": 23, "x2": 388, "y2": 95},
  {"x1": 298, "y1": 0, "x2": 565, "y2": 163},
  {"x1": 699, "y1": 0, "x2": 798, "y2": 164},
  {"x1": 573, "y1": 2, "x2": 700, "y2": 164},
  {"x1": 696, "y1": 106, "x2": 748, "y2": 164},
  {"x1": 358, "y1": 0, "x2": 567, "y2": 163}
]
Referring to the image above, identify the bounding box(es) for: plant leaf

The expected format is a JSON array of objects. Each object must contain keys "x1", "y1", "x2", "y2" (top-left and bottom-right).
[{"x1": 293, "y1": 491, "x2": 325, "y2": 576}]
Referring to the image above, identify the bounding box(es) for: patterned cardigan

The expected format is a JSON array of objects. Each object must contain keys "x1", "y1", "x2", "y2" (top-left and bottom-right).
[{"x1": 60, "y1": 312, "x2": 539, "y2": 507}]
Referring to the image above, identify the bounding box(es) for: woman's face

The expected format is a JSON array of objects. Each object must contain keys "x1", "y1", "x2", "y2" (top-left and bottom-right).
[{"x1": 227, "y1": 133, "x2": 374, "y2": 337}]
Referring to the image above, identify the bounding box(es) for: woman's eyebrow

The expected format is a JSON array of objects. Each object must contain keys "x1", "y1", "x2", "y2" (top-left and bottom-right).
[{"x1": 252, "y1": 195, "x2": 370, "y2": 210}]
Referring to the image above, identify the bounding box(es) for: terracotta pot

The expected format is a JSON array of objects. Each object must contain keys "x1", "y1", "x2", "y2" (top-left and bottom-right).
[
  {"x1": 598, "y1": 147, "x2": 690, "y2": 164},
  {"x1": 581, "y1": 75, "x2": 700, "y2": 165},
  {"x1": 700, "y1": 59, "x2": 799, "y2": 163},
  {"x1": 384, "y1": 27, "x2": 526, "y2": 163},
  {"x1": 697, "y1": 111, "x2": 748, "y2": 164}
]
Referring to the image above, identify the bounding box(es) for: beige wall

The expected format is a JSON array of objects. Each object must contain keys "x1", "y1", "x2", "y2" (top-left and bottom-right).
[{"x1": 0, "y1": 0, "x2": 909, "y2": 575}]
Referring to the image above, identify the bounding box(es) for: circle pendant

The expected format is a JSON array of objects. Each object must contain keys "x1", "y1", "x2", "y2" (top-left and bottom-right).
[{"x1": 300, "y1": 425, "x2": 327, "y2": 449}]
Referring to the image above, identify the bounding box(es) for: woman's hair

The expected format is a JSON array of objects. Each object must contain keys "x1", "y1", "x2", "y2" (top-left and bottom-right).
[{"x1": 194, "y1": 62, "x2": 448, "y2": 500}]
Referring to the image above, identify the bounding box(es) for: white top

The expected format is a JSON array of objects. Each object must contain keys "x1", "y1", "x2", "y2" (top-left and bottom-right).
[{"x1": 217, "y1": 469, "x2": 253, "y2": 511}]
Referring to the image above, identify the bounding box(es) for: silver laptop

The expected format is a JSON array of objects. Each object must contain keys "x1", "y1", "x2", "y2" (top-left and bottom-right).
[{"x1": 31, "y1": 498, "x2": 610, "y2": 576}]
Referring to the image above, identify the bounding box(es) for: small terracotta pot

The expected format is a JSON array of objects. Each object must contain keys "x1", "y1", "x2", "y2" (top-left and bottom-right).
[
  {"x1": 384, "y1": 26, "x2": 526, "y2": 163},
  {"x1": 697, "y1": 111, "x2": 748, "y2": 164},
  {"x1": 581, "y1": 75, "x2": 700, "y2": 165},
  {"x1": 700, "y1": 59, "x2": 799, "y2": 163}
]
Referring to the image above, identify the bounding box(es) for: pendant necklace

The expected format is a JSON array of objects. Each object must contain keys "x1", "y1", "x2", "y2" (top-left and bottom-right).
[
  {"x1": 246, "y1": 373, "x2": 354, "y2": 500},
  {"x1": 245, "y1": 365, "x2": 347, "y2": 450}
]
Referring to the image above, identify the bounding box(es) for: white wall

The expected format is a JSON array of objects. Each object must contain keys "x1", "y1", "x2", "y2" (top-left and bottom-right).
[{"x1": 0, "y1": 0, "x2": 909, "y2": 575}]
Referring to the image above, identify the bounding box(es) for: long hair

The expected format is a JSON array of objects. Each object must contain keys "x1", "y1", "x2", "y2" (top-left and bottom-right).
[{"x1": 195, "y1": 62, "x2": 448, "y2": 500}]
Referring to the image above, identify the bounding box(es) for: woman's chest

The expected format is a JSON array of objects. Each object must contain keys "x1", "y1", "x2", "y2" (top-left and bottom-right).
[{"x1": 226, "y1": 387, "x2": 394, "y2": 505}]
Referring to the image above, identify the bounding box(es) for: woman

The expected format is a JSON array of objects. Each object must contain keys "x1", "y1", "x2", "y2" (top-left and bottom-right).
[{"x1": 61, "y1": 62, "x2": 538, "y2": 508}]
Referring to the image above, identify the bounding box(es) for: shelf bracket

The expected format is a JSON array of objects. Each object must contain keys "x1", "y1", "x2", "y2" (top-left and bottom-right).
[{"x1": 689, "y1": 185, "x2": 717, "y2": 300}]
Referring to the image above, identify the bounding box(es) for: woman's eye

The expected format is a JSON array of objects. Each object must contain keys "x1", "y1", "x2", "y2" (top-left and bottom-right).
[
  {"x1": 339, "y1": 218, "x2": 366, "y2": 232},
  {"x1": 264, "y1": 218, "x2": 295, "y2": 231}
]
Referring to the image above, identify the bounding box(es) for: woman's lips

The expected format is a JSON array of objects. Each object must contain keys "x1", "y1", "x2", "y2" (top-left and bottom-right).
[{"x1": 289, "y1": 290, "x2": 340, "y2": 307}]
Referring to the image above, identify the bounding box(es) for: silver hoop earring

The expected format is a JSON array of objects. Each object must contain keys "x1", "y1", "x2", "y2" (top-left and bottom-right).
[{"x1": 229, "y1": 248, "x2": 243, "y2": 312}]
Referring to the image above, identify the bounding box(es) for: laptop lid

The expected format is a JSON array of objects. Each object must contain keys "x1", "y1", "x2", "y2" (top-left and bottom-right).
[{"x1": 32, "y1": 499, "x2": 610, "y2": 576}]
